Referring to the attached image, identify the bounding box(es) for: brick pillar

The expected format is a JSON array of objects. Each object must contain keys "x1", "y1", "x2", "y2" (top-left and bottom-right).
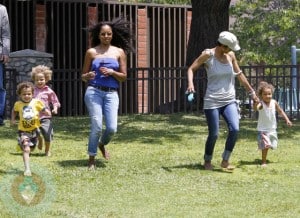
[
  {"x1": 137, "y1": 8, "x2": 148, "y2": 113},
  {"x1": 35, "y1": 4, "x2": 46, "y2": 52},
  {"x1": 186, "y1": 10, "x2": 192, "y2": 44},
  {"x1": 88, "y1": 6, "x2": 98, "y2": 48}
]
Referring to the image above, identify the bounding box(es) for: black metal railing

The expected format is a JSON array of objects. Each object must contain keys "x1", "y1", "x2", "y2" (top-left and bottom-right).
[{"x1": 4, "y1": 65, "x2": 300, "y2": 119}]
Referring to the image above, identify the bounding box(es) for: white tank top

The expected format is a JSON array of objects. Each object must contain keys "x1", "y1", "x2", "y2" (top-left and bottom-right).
[
  {"x1": 203, "y1": 50, "x2": 236, "y2": 109},
  {"x1": 257, "y1": 99, "x2": 277, "y2": 131}
]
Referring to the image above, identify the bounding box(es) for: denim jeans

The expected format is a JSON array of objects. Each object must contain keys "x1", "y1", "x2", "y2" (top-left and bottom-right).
[
  {"x1": 0, "y1": 63, "x2": 5, "y2": 123},
  {"x1": 204, "y1": 102, "x2": 239, "y2": 162},
  {"x1": 0, "y1": 62, "x2": 3, "y2": 89},
  {"x1": 84, "y1": 86, "x2": 119, "y2": 156}
]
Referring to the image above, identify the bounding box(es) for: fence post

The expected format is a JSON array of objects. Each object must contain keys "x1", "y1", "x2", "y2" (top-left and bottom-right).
[
  {"x1": 291, "y1": 45, "x2": 300, "y2": 116},
  {"x1": 291, "y1": 45, "x2": 299, "y2": 89},
  {"x1": 137, "y1": 8, "x2": 148, "y2": 113}
]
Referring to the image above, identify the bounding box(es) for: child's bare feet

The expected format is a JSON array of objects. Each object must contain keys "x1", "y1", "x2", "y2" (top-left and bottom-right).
[
  {"x1": 261, "y1": 160, "x2": 267, "y2": 167},
  {"x1": 24, "y1": 170, "x2": 32, "y2": 176}
]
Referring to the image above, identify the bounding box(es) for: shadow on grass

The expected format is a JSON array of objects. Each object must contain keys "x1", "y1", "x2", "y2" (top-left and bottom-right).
[
  {"x1": 161, "y1": 163, "x2": 233, "y2": 173},
  {"x1": 0, "y1": 169, "x2": 23, "y2": 176},
  {"x1": 3, "y1": 115, "x2": 299, "y2": 148},
  {"x1": 237, "y1": 159, "x2": 272, "y2": 167},
  {"x1": 56, "y1": 159, "x2": 106, "y2": 168},
  {"x1": 9, "y1": 152, "x2": 46, "y2": 157}
]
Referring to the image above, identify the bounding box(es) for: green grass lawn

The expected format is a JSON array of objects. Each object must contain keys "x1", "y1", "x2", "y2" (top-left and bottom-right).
[{"x1": 0, "y1": 114, "x2": 299, "y2": 218}]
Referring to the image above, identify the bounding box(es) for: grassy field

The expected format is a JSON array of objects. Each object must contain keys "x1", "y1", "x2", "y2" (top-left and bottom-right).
[{"x1": 0, "y1": 114, "x2": 299, "y2": 218}]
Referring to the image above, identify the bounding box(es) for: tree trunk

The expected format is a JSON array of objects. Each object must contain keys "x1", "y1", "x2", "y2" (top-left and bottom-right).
[{"x1": 186, "y1": 0, "x2": 231, "y2": 66}]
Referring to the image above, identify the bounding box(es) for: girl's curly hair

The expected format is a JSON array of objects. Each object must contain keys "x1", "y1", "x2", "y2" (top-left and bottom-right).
[
  {"x1": 89, "y1": 17, "x2": 135, "y2": 54},
  {"x1": 31, "y1": 65, "x2": 53, "y2": 83},
  {"x1": 257, "y1": 81, "x2": 275, "y2": 98},
  {"x1": 16, "y1": 81, "x2": 34, "y2": 96}
]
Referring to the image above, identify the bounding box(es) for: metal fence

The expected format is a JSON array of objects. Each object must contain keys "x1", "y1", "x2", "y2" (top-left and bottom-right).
[
  {"x1": 1, "y1": 0, "x2": 300, "y2": 119},
  {"x1": 0, "y1": 0, "x2": 191, "y2": 116},
  {"x1": 4, "y1": 64, "x2": 300, "y2": 119},
  {"x1": 237, "y1": 64, "x2": 300, "y2": 119}
]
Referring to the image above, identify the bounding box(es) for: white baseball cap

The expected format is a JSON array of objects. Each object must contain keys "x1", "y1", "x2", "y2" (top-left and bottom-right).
[{"x1": 218, "y1": 31, "x2": 240, "y2": 51}]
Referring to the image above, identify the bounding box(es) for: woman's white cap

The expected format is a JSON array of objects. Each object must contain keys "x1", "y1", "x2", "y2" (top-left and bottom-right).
[{"x1": 218, "y1": 31, "x2": 240, "y2": 51}]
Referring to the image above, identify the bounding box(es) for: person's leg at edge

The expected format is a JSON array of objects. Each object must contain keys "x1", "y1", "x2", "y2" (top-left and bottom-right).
[
  {"x1": 203, "y1": 108, "x2": 220, "y2": 170},
  {"x1": 0, "y1": 63, "x2": 5, "y2": 125},
  {"x1": 0, "y1": 63, "x2": 3, "y2": 90},
  {"x1": 84, "y1": 87, "x2": 103, "y2": 169},
  {"x1": 45, "y1": 141, "x2": 51, "y2": 156},
  {"x1": 221, "y1": 102, "x2": 239, "y2": 169},
  {"x1": 261, "y1": 148, "x2": 268, "y2": 166},
  {"x1": 21, "y1": 136, "x2": 32, "y2": 176},
  {"x1": 38, "y1": 135, "x2": 44, "y2": 150},
  {"x1": 98, "y1": 91, "x2": 119, "y2": 160},
  {"x1": 42, "y1": 119, "x2": 54, "y2": 156}
]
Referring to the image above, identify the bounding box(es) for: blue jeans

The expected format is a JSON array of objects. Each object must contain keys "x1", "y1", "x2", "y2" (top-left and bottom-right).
[
  {"x1": 0, "y1": 63, "x2": 5, "y2": 123},
  {"x1": 84, "y1": 86, "x2": 119, "y2": 156},
  {"x1": 0, "y1": 62, "x2": 3, "y2": 89},
  {"x1": 204, "y1": 102, "x2": 239, "y2": 162}
]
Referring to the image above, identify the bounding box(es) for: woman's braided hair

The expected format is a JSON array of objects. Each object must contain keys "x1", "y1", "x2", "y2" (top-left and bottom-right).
[{"x1": 89, "y1": 17, "x2": 135, "y2": 54}]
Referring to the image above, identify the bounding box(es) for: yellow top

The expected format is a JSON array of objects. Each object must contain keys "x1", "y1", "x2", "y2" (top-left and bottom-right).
[{"x1": 13, "y1": 99, "x2": 45, "y2": 131}]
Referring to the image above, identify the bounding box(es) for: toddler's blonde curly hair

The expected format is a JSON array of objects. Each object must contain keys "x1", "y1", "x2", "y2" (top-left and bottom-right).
[{"x1": 31, "y1": 65, "x2": 53, "y2": 83}]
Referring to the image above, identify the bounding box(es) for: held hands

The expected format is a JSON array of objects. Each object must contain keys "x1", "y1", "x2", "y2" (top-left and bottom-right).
[
  {"x1": 252, "y1": 95, "x2": 260, "y2": 104},
  {"x1": 249, "y1": 89, "x2": 259, "y2": 104},
  {"x1": 256, "y1": 102, "x2": 263, "y2": 110}
]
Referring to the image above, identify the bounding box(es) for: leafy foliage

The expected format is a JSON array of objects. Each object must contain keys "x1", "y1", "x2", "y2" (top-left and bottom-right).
[{"x1": 230, "y1": 0, "x2": 300, "y2": 65}]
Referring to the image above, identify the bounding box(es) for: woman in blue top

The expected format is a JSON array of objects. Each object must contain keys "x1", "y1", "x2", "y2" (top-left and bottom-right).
[
  {"x1": 82, "y1": 17, "x2": 134, "y2": 170},
  {"x1": 187, "y1": 31, "x2": 259, "y2": 170}
]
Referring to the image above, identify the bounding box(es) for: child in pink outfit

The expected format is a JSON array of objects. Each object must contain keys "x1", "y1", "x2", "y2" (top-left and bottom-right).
[{"x1": 31, "y1": 65, "x2": 61, "y2": 156}]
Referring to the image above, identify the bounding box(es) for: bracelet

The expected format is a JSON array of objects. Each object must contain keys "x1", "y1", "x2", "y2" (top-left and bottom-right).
[
  {"x1": 234, "y1": 70, "x2": 242, "y2": 76},
  {"x1": 248, "y1": 89, "x2": 255, "y2": 97}
]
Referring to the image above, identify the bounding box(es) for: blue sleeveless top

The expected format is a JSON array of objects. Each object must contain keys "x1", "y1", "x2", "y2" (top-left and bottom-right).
[{"x1": 88, "y1": 57, "x2": 120, "y2": 88}]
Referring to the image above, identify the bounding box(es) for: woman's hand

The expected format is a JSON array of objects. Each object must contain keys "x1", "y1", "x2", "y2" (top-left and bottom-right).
[
  {"x1": 100, "y1": 67, "x2": 114, "y2": 77},
  {"x1": 186, "y1": 80, "x2": 195, "y2": 93},
  {"x1": 82, "y1": 71, "x2": 96, "y2": 82}
]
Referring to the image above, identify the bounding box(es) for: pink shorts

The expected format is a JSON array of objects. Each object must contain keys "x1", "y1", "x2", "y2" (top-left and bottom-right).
[{"x1": 257, "y1": 131, "x2": 278, "y2": 150}]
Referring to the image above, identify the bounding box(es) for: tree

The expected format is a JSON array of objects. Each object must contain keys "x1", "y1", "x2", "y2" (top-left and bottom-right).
[
  {"x1": 230, "y1": 0, "x2": 300, "y2": 65},
  {"x1": 186, "y1": 0, "x2": 231, "y2": 66}
]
